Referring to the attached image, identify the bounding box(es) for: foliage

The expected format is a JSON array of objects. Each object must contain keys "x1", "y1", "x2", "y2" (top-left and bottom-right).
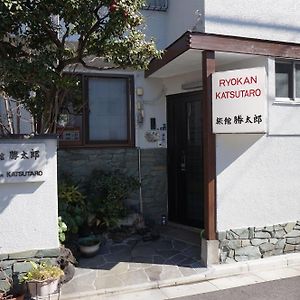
[
  {"x1": 21, "y1": 262, "x2": 64, "y2": 282},
  {"x1": 0, "y1": 0, "x2": 161, "y2": 133},
  {"x1": 84, "y1": 170, "x2": 139, "y2": 232},
  {"x1": 58, "y1": 180, "x2": 86, "y2": 235},
  {"x1": 58, "y1": 216, "x2": 68, "y2": 243}
]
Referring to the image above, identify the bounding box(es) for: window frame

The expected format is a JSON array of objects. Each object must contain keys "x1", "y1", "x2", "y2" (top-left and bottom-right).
[
  {"x1": 275, "y1": 59, "x2": 300, "y2": 104},
  {"x1": 142, "y1": 0, "x2": 168, "y2": 11},
  {"x1": 59, "y1": 73, "x2": 135, "y2": 148}
]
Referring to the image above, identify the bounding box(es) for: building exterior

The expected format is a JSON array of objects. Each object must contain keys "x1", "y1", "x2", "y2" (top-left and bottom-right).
[{"x1": 2, "y1": 0, "x2": 300, "y2": 266}]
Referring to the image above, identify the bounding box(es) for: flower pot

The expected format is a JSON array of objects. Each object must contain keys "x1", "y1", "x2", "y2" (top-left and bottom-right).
[
  {"x1": 78, "y1": 237, "x2": 101, "y2": 257},
  {"x1": 27, "y1": 279, "x2": 59, "y2": 297}
]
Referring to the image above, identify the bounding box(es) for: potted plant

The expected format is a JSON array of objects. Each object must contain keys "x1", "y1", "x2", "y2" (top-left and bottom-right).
[
  {"x1": 22, "y1": 261, "x2": 64, "y2": 298},
  {"x1": 78, "y1": 235, "x2": 101, "y2": 257}
]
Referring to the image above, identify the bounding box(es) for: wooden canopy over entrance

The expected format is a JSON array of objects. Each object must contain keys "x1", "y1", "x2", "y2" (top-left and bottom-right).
[
  {"x1": 146, "y1": 31, "x2": 300, "y2": 78},
  {"x1": 146, "y1": 32, "x2": 300, "y2": 241}
]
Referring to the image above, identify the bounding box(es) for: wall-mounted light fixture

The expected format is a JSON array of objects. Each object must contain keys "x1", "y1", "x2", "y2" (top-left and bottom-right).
[{"x1": 136, "y1": 87, "x2": 144, "y2": 96}]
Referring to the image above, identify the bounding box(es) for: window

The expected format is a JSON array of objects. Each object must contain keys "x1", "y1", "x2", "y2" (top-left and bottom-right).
[
  {"x1": 58, "y1": 74, "x2": 135, "y2": 147},
  {"x1": 142, "y1": 0, "x2": 168, "y2": 11},
  {"x1": 275, "y1": 60, "x2": 300, "y2": 100}
]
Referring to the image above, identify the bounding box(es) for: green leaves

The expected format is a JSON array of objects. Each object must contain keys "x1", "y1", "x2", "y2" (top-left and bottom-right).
[{"x1": 0, "y1": 0, "x2": 161, "y2": 133}]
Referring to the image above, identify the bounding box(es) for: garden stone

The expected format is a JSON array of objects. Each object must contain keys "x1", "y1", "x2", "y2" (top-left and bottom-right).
[
  {"x1": 228, "y1": 240, "x2": 242, "y2": 249},
  {"x1": 275, "y1": 239, "x2": 286, "y2": 249},
  {"x1": 259, "y1": 243, "x2": 275, "y2": 253},
  {"x1": 13, "y1": 262, "x2": 33, "y2": 273},
  {"x1": 263, "y1": 226, "x2": 274, "y2": 233},
  {"x1": 251, "y1": 239, "x2": 268, "y2": 246},
  {"x1": 241, "y1": 240, "x2": 251, "y2": 247},
  {"x1": 226, "y1": 230, "x2": 239, "y2": 240},
  {"x1": 235, "y1": 255, "x2": 249, "y2": 262},
  {"x1": 269, "y1": 238, "x2": 278, "y2": 244},
  {"x1": 254, "y1": 231, "x2": 271, "y2": 239},
  {"x1": 0, "y1": 279, "x2": 10, "y2": 292},
  {"x1": 231, "y1": 229, "x2": 249, "y2": 239},
  {"x1": 285, "y1": 230, "x2": 300, "y2": 238},
  {"x1": 235, "y1": 246, "x2": 261, "y2": 259},
  {"x1": 284, "y1": 222, "x2": 296, "y2": 234},
  {"x1": 274, "y1": 224, "x2": 284, "y2": 231},
  {"x1": 0, "y1": 260, "x2": 14, "y2": 269},
  {"x1": 286, "y1": 237, "x2": 300, "y2": 245},
  {"x1": 274, "y1": 230, "x2": 286, "y2": 238},
  {"x1": 284, "y1": 244, "x2": 295, "y2": 252},
  {"x1": 272, "y1": 249, "x2": 284, "y2": 255}
]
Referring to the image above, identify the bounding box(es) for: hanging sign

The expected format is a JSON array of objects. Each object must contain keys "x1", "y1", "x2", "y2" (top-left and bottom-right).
[
  {"x1": 212, "y1": 67, "x2": 266, "y2": 133},
  {"x1": 0, "y1": 143, "x2": 46, "y2": 183}
]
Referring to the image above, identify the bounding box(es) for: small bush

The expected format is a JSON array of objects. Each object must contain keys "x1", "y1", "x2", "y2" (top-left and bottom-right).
[
  {"x1": 84, "y1": 170, "x2": 139, "y2": 232},
  {"x1": 58, "y1": 179, "x2": 86, "y2": 235}
]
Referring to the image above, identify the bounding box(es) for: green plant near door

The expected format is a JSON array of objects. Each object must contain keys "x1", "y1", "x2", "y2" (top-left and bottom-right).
[
  {"x1": 84, "y1": 170, "x2": 139, "y2": 232},
  {"x1": 58, "y1": 180, "x2": 86, "y2": 235}
]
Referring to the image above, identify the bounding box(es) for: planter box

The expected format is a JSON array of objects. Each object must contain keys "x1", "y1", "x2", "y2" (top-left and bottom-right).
[{"x1": 27, "y1": 279, "x2": 59, "y2": 297}]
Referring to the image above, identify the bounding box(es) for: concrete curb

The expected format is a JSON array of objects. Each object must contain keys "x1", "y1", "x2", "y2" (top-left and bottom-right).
[{"x1": 60, "y1": 252, "x2": 300, "y2": 299}]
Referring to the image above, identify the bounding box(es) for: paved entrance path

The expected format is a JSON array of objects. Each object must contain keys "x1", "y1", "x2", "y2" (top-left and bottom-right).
[
  {"x1": 60, "y1": 225, "x2": 300, "y2": 300},
  {"x1": 61, "y1": 226, "x2": 205, "y2": 298}
]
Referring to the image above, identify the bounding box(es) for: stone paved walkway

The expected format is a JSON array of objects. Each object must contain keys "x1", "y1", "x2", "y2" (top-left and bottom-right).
[{"x1": 61, "y1": 227, "x2": 206, "y2": 297}]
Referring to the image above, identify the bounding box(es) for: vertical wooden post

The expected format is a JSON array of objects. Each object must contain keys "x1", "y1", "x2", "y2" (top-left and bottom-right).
[{"x1": 202, "y1": 51, "x2": 217, "y2": 240}]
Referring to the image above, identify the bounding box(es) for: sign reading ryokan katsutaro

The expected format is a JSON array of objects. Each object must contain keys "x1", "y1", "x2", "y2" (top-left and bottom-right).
[
  {"x1": 0, "y1": 143, "x2": 46, "y2": 183},
  {"x1": 212, "y1": 67, "x2": 266, "y2": 133}
]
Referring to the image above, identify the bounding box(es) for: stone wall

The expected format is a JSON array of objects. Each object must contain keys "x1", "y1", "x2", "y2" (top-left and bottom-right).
[
  {"x1": 219, "y1": 221, "x2": 300, "y2": 263},
  {"x1": 0, "y1": 248, "x2": 59, "y2": 293},
  {"x1": 57, "y1": 148, "x2": 168, "y2": 225}
]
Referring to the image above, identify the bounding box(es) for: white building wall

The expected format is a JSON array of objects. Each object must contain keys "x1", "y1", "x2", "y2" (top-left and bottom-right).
[
  {"x1": 142, "y1": 10, "x2": 167, "y2": 50},
  {"x1": 216, "y1": 56, "x2": 300, "y2": 232},
  {"x1": 204, "y1": 0, "x2": 300, "y2": 43},
  {"x1": 217, "y1": 134, "x2": 300, "y2": 231},
  {"x1": 165, "y1": 0, "x2": 204, "y2": 46},
  {"x1": 0, "y1": 138, "x2": 59, "y2": 254}
]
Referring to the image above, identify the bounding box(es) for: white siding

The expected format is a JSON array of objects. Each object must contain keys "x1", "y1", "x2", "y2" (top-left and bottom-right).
[{"x1": 204, "y1": 0, "x2": 300, "y2": 43}]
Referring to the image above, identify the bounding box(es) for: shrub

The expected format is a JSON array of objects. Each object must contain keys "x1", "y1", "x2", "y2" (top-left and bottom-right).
[
  {"x1": 58, "y1": 180, "x2": 86, "y2": 235},
  {"x1": 84, "y1": 170, "x2": 139, "y2": 232}
]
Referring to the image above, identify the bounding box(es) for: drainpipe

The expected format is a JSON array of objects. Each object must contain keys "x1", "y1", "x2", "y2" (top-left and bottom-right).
[{"x1": 137, "y1": 147, "x2": 143, "y2": 214}]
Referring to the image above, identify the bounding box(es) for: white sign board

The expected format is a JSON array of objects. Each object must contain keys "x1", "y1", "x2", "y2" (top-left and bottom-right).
[
  {"x1": 212, "y1": 67, "x2": 266, "y2": 133},
  {"x1": 0, "y1": 143, "x2": 46, "y2": 183}
]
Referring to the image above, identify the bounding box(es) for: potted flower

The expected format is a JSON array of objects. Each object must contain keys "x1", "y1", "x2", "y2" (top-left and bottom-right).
[
  {"x1": 78, "y1": 235, "x2": 101, "y2": 257},
  {"x1": 22, "y1": 261, "x2": 64, "y2": 298}
]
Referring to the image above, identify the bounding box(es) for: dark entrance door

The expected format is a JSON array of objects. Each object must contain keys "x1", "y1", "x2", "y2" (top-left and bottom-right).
[{"x1": 167, "y1": 91, "x2": 204, "y2": 228}]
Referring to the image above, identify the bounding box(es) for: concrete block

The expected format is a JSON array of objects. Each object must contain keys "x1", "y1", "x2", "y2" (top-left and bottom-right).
[
  {"x1": 201, "y1": 239, "x2": 219, "y2": 266},
  {"x1": 35, "y1": 248, "x2": 60, "y2": 258},
  {"x1": 9, "y1": 250, "x2": 38, "y2": 260}
]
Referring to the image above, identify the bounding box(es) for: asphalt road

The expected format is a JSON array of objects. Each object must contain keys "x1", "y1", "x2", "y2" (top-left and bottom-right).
[{"x1": 172, "y1": 276, "x2": 300, "y2": 300}]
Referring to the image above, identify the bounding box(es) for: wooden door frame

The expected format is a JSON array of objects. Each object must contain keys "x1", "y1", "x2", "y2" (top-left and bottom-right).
[{"x1": 202, "y1": 51, "x2": 217, "y2": 240}]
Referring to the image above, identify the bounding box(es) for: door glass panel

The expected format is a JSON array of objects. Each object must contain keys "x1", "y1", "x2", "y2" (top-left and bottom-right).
[{"x1": 187, "y1": 101, "x2": 201, "y2": 146}]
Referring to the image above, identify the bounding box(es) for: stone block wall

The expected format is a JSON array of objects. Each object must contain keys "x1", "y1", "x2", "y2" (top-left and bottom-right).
[
  {"x1": 219, "y1": 221, "x2": 300, "y2": 263},
  {"x1": 57, "y1": 148, "x2": 168, "y2": 224},
  {"x1": 0, "y1": 248, "x2": 59, "y2": 293}
]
